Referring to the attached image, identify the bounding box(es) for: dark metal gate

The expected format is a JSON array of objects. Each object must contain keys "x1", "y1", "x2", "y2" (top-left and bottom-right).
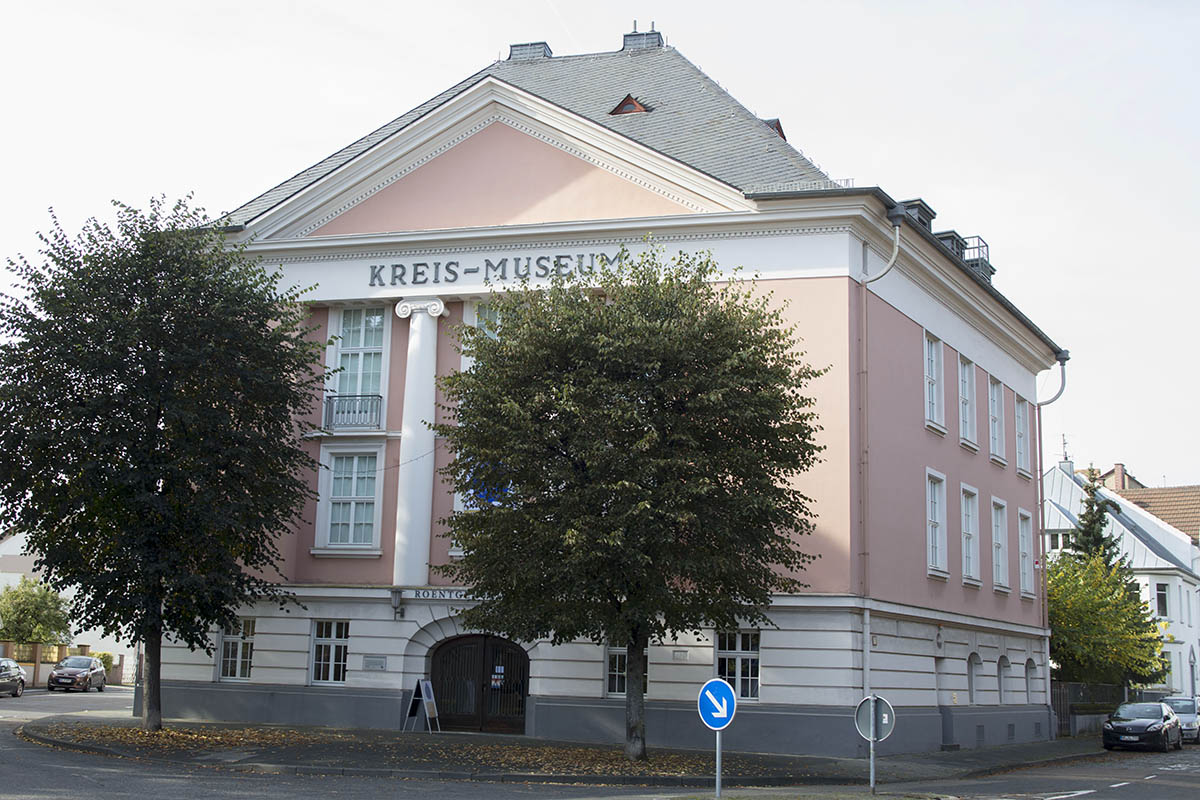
[{"x1": 430, "y1": 635, "x2": 528, "y2": 733}]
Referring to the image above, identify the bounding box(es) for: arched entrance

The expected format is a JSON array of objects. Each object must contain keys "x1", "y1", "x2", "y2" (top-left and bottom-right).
[{"x1": 430, "y1": 635, "x2": 529, "y2": 733}]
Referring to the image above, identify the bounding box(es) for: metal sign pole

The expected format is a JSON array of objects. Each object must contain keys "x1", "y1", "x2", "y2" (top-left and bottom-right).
[
  {"x1": 869, "y1": 694, "x2": 876, "y2": 795},
  {"x1": 715, "y1": 729, "x2": 722, "y2": 799}
]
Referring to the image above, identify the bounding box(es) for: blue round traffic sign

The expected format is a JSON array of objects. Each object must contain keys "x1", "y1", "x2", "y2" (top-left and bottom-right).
[{"x1": 697, "y1": 677, "x2": 737, "y2": 731}]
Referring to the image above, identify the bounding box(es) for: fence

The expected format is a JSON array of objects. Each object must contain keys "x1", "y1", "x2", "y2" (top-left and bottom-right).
[{"x1": 1051, "y1": 682, "x2": 1125, "y2": 737}]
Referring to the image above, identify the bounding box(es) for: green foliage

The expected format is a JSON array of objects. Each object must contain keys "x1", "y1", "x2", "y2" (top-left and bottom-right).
[
  {"x1": 1047, "y1": 552, "x2": 1166, "y2": 685},
  {"x1": 0, "y1": 197, "x2": 326, "y2": 725},
  {"x1": 1068, "y1": 468, "x2": 1122, "y2": 566},
  {"x1": 0, "y1": 576, "x2": 72, "y2": 645},
  {"x1": 435, "y1": 247, "x2": 823, "y2": 758}
]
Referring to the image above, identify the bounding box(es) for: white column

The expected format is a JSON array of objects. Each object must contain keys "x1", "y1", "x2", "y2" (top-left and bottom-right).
[{"x1": 393, "y1": 298, "x2": 445, "y2": 586}]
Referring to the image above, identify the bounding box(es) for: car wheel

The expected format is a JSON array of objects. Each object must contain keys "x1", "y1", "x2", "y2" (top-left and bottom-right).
[
  {"x1": 11, "y1": 681, "x2": 22, "y2": 698},
  {"x1": 46, "y1": 684, "x2": 54, "y2": 692},
  {"x1": 97, "y1": 679, "x2": 105, "y2": 693},
  {"x1": 1175, "y1": 732, "x2": 1183, "y2": 750},
  {"x1": 1160, "y1": 732, "x2": 1171, "y2": 752}
]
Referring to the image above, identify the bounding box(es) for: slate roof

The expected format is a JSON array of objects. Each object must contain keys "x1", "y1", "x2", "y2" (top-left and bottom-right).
[
  {"x1": 224, "y1": 45, "x2": 830, "y2": 227},
  {"x1": 1118, "y1": 486, "x2": 1200, "y2": 544}
]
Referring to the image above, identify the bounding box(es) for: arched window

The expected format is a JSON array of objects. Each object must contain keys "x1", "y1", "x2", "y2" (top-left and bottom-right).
[
  {"x1": 997, "y1": 655, "x2": 1010, "y2": 704},
  {"x1": 1025, "y1": 658, "x2": 1037, "y2": 704},
  {"x1": 967, "y1": 652, "x2": 983, "y2": 705}
]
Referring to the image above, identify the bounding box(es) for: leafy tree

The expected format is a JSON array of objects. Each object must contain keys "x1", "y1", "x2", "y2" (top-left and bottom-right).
[
  {"x1": 1068, "y1": 468, "x2": 1122, "y2": 566},
  {"x1": 0, "y1": 197, "x2": 325, "y2": 729},
  {"x1": 0, "y1": 576, "x2": 72, "y2": 645},
  {"x1": 1047, "y1": 552, "x2": 1166, "y2": 685},
  {"x1": 435, "y1": 248, "x2": 823, "y2": 760}
]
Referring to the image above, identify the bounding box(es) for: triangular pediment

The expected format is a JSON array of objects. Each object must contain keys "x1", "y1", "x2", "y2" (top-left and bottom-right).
[{"x1": 242, "y1": 77, "x2": 750, "y2": 240}]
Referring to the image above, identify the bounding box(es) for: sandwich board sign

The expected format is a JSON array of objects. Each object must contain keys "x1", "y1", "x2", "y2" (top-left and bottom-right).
[{"x1": 403, "y1": 678, "x2": 441, "y2": 732}]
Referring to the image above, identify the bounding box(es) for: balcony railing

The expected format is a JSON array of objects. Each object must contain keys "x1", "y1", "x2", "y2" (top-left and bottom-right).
[{"x1": 324, "y1": 394, "x2": 383, "y2": 430}]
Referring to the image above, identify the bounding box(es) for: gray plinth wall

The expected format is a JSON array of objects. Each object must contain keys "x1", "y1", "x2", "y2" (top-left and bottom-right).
[{"x1": 145, "y1": 681, "x2": 1052, "y2": 755}]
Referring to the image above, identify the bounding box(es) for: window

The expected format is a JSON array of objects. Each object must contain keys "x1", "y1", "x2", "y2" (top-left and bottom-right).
[
  {"x1": 924, "y1": 333, "x2": 944, "y2": 428},
  {"x1": 606, "y1": 645, "x2": 648, "y2": 696},
  {"x1": 315, "y1": 443, "x2": 385, "y2": 552},
  {"x1": 326, "y1": 307, "x2": 386, "y2": 429},
  {"x1": 958, "y1": 356, "x2": 976, "y2": 445},
  {"x1": 988, "y1": 377, "x2": 1006, "y2": 461},
  {"x1": 961, "y1": 485, "x2": 980, "y2": 583},
  {"x1": 219, "y1": 618, "x2": 255, "y2": 680},
  {"x1": 312, "y1": 620, "x2": 349, "y2": 683},
  {"x1": 1014, "y1": 397, "x2": 1030, "y2": 474},
  {"x1": 992, "y1": 499, "x2": 1009, "y2": 589},
  {"x1": 927, "y1": 470, "x2": 948, "y2": 575},
  {"x1": 717, "y1": 631, "x2": 759, "y2": 699},
  {"x1": 1157, "y1": 583, "x2": 1170, "y2": 618},
  {"x1": 1018, "y1": 510, "x2": 1034, "y2": 596}
]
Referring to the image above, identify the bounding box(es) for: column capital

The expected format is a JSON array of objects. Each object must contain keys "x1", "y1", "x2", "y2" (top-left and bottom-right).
[{"x1": 395, "y1": 298, "x2": 446, "y2": 319}]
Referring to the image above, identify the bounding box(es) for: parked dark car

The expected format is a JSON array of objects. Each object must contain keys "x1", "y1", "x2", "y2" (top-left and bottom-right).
[
  {"x1": 1163, "y1": 696, "x2": 1199, "y2": 743},
  {"x1": 1102, "y1": 701, "x2": 1183, "y2": 751},
  {"x1": 0, "y1": 658, "x2": 26, "y2": 697},
  {"x1": 46, "y1": 655, "x2": 106, "y2": 692}
]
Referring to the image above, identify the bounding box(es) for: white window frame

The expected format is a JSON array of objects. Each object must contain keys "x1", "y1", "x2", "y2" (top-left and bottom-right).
[
  {"x1": 325, "y1": 306, "x2": 391, "y2": 428},
  {"x1": 961, "y1": 484, "x2": 980, "y2": 585},
  {"x1": 958, "y1": 356, "x2": 977, "y2": 448},
  {"x1": 716, "y1": 630, "x2": 760, "y2": 700},
  {"x1": 988, "y1": 376, "x2": 1006, "y2": 464},
  {"x1": 313, "y1": 441, "x2": 386, "y2": 556},
  {"x1": 926, "y1": 469, "x2": 948, "y2": 577},
  {"x1": 217, "y1": 617, "x2": 255, "y2": 681},
  {"x1": 924, "y1": 332, "x2": 945, "y2": 432},
  {"x1": 992, "y1": 498, "x2": 1009, "y2": 590},
  {"x1": 1018, "y1": 509, "x2": 1034, "y2": 597},
  {"x1": 605, "y1": 643, "x2": 648, "y2": 697},
  {"x1": 311, "y1": 619, "x2": 350, "y2": 684},
  {"x1": 1014, "y1": 396, "x2": 1030, "y2": 476},
  {"x1": 1157, "y1": 583, "x2": 1169, "y2": 619}
]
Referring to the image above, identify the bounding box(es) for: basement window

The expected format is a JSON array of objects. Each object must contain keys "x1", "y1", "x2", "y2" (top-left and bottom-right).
[{"x1": 610, "y1": 94, "x2": 648, "y2": 115}]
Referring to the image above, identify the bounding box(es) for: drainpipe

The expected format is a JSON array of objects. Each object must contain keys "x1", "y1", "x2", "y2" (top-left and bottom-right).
[
  {"x1": 1035, "y1": 351, "x2": 1070, "y2": 732},
  {"x1": 857, "y1": 207, "x2": 906, "y2": 699}
]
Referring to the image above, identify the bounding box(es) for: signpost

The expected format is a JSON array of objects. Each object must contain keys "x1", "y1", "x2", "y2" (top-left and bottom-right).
[
  {"x1": 854, "y1": 694, "x2": 896, "y2": 794},
  {"x1": 697, "y1": 678, "x2": 737, "y2": 798}
]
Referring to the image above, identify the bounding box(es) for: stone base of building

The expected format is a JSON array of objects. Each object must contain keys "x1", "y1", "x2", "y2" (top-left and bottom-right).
[{"x1": 146, "y1": 680, "x2": 1052, "y2": 756}]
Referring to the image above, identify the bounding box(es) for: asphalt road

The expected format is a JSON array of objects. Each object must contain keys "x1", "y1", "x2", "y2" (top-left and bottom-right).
[{"x1": 4, "y1": 688, "x2": 1198, "y2": 800}]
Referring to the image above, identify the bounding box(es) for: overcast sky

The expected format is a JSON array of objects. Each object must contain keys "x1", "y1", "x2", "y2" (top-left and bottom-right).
[{"x1": 2, "y1": 1, "x2": 1197, "y2": 485}]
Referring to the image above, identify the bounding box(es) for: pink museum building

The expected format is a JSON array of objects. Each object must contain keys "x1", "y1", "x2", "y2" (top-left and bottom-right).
[{"x1": 157, "y1": 29, "x2": 1068, "y2": 755}]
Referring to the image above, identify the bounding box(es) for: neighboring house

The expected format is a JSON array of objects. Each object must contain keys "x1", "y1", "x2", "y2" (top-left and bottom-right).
[
  {"x1": 0, "y1": 530, "x2": 136, "y2": 676},
  {"x1": 156, "y1": 28, "x2": 1067, "y2": 755},
  {"x1": 1043, "y1": 461, "x2": 1200, "y2": 696}
]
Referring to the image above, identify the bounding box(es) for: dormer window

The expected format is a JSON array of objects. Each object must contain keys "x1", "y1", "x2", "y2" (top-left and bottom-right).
[{"x1": 610, "y1": 94, "x2": 648, "y2": 115}]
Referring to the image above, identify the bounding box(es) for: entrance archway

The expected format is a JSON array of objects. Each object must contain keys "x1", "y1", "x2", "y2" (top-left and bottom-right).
[{"x1": 430, "y1": 635, "x2": 529, "y2": 733}]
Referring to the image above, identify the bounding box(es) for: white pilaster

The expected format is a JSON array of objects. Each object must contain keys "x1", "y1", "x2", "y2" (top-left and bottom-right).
[{"x1": 393, "y1": 297, "x2": 445, "y2": 586}]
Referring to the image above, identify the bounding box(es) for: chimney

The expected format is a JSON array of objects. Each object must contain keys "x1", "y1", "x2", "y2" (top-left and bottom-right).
[
  {"x1": 623, "y1": 21, "x2": 664, "y2": 50},
  {"x1": 1113, "y1": 463, "x2": 1127, "y2": 491},
  {"x1": 508, "y1": 41, "x2": 553, "y2": 61},
  {"x1": 934, "y1": 230, "x2": 967, "y2": 259}
]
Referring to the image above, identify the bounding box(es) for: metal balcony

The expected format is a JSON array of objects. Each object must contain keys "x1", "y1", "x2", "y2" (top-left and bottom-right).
[{"x1": 324, "y1": 394, "x2": 383, "y2": 430}]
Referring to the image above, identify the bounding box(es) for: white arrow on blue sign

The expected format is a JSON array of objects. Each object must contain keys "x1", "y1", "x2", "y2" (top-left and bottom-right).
[{"x1": 697, "y1": 677, "x2": 737, "y2": 731}]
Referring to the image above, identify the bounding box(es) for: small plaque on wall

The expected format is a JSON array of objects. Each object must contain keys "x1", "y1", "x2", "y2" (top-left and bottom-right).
[{"x1": 362, "y1": 655, "x2": 388, "y2": 671}]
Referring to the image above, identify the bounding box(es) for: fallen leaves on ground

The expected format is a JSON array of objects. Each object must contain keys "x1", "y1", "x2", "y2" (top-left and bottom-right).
[{"x1": 39, "y1": 723, "x2": 815, "y2": 777}]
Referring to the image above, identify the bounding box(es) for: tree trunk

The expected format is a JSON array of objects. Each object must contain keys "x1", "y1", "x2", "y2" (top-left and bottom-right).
[
  {"x1": 143, "y1": 628, "x2": 163, "y2": 731},
  {"x1": 624, "y1": 631, "x2": 648, "y2": 761}
]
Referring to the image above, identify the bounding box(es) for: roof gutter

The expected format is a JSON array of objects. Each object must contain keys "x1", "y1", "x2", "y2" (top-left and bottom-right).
[{"x1": 745, "y1": 186, "x2": 1069, "y2": 363}]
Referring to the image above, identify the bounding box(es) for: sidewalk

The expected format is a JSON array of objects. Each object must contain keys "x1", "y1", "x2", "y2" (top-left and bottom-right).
[{"x1": 17, "y1": 710, "x2": 1106, "y2": 789}]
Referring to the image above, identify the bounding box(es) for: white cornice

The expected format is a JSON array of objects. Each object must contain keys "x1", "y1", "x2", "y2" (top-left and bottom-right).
[{"x1": 237, "y1": 76, "x2": 751, "y2": 241}]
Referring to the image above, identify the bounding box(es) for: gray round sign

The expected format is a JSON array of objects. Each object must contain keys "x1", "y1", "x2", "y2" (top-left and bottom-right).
[{"x1": 854, "y1": 694, "x2": 896, "y2": 741}]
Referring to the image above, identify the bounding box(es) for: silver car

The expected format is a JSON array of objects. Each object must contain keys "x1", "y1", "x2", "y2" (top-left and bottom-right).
[{"x1": 1164, "y1": 696, "x2": 1199, "y2": 743}]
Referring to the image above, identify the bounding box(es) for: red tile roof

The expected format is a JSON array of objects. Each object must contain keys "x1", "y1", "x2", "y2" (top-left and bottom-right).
[{"x1": 1116, "y1": 486, "x2": 1200, "y2": 544}]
